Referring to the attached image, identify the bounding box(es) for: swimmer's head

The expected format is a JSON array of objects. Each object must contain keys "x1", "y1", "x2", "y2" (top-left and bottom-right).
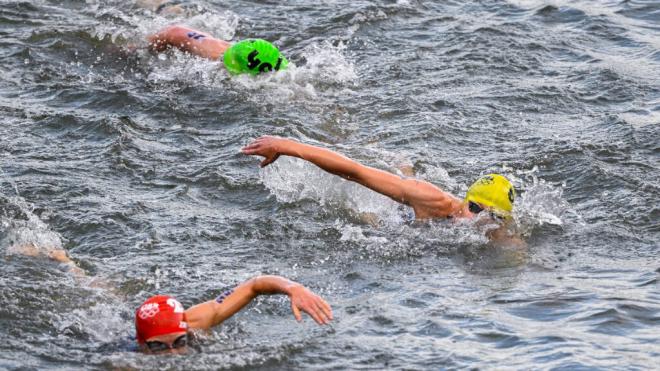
[
  {"x1": 465, "y1": 174, "x2": 515, "y2": 218},
  {"x1": 135, "y1": 295, "x2": 188, "y2": 350},
  {"x1": 223, "y1": 39, "x2": 288, "y2": 75}
]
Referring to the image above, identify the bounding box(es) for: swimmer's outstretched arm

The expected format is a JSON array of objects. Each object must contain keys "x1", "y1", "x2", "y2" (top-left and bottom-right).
[
  {"x1": 184, "y1": 275, "x2": 332, "y2": 330},
  {"x1": 242, "y1": 136, "x2": 466, "y2": 219},
  {"x1": 147, "y1": 25, "x2": 231, "y2": 60}
]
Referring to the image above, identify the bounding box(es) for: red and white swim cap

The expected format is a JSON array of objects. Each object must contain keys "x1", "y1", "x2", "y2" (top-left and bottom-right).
[{"x1": 135, "y1": 295, "x2": 188, "y2": 343}]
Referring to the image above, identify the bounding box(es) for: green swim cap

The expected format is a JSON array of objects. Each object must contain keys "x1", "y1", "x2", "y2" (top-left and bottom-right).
[{"x1": 223, "y1": 39, "x2": 288, "y2": 75}]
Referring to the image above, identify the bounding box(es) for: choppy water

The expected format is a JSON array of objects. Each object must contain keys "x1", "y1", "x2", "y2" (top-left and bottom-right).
[{"x1": 1, "y1": 0, "x2": 659, "y2": 369}]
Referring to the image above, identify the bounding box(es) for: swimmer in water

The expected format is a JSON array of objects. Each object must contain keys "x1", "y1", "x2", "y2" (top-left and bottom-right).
[
  {"x1": 242, "y1": 136, "x2": 525, "y2": 247},
  {"x1": 147, "y1": 25, "x2": 288, "y2": 75},
  {"x1": 15, "y1": 243, "x2": 332, "y2": 354},
  {"x1": 134, "y1": 276, "x2": 332, "y2": 354}
]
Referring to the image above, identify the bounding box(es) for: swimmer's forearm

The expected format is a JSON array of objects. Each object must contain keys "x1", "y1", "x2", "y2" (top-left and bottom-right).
[
  {"x1": 280, "y1": 140, "x2": 363, "y2": 180},
  {"x1": 250, "y1": 275, "x2": 300, "y2": 296},
  {"x1": 279, "y1": 139, "x2": 414, "y2": 203},
  {"x1": 185, "y1": 275, "x2": 298, "y2": 330}
]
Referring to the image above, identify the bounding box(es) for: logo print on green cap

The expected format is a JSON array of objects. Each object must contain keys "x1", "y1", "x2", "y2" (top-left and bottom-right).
[{"x1": 223, "y1": 39, "x2": 288, "y2": 75}]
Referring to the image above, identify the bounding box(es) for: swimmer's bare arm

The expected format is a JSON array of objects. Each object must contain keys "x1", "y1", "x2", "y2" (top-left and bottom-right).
[
  {"x1": 50, "y1": 250, "x2": 88, "y2": 277},
  {"x1": 242, "y1": 136, "x2": 465, "y2": 219},
  {"x1": 147, "y1": 25, "x2": 231, "y2": 60},
  {"x1": 13, "y1": 244, "x2": 86, "y2": 277},
  {"x1": 184, "y1": 275, "x2": 333, "y2": 331}
]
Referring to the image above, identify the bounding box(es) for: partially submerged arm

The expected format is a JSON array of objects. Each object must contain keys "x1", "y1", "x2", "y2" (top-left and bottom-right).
[
  {"x1": 147, "y1": 25, "x2": 231, "y2": 60},
  {"x1": 12, "y1": 244, "x2": 86, "y2": 277},
  {"x1": 241, "y1": 136, "x2": 465, "y2": 219},
  {"x1": 47, "y1": 248, "x2": 87, "y2": 277},
  {"x1": 184, "y1": 275, "x2": 333, "y2": 330}
]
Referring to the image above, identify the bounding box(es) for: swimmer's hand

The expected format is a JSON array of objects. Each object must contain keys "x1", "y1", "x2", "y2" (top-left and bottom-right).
[
  {"x1": 287, "y1": 283, "x2": 333, "y2": 325},
  {"x1": 241, "y1": 136, "x2": 286, "y2": 167}
]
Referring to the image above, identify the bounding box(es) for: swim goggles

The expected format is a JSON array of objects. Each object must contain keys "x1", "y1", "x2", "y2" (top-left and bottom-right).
[
  {"x1": 468, "y1": 201, "x2": 505, "y2": 221},
  {"x1": 146, "y1": 334, "x2": 188, "y2": 352}
]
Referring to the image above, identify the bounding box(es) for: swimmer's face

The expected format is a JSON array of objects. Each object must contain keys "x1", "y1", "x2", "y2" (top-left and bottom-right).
[
  {"x1": 467, "y1": 201, "x2": 506, "y2": 222},
  {"x1": 140, "y1": 331, "x2": 188, "y2": 355}
]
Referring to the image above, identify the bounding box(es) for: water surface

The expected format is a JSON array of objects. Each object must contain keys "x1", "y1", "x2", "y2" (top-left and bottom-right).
[{"x1": 1, "y1": 0, "x2": 659, "y2": 369}]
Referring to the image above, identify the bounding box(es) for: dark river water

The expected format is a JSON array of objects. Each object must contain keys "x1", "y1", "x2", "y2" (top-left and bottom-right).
[{"x1": 1, "y1": 0, "x2": 659, "y2": 369}]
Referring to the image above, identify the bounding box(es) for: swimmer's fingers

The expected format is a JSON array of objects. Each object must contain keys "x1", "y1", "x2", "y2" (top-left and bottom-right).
[
  {"x1": 241, "y1": 137, "x2": 270, "y2": 153},
  {"x1": 291, "y1": 301, "x2": 303, "y2": 322},
  {"x1": 316, "y1": 296, "x2": 333, "y2": 322},
  {"x1": 300, "y1": 302, "x2": 325, "y2": 325},
  {"x1": 240, "y1": 140, "x2": 265, "y2": 155},
  {"x1": 290, "y1": 287, "x2": 329, "y2": 325},
  {"x1": 312, "y1": 296, "x2": 332, "y2": 324},
  {"x1": 302, "y1": 294, "x2": 332, "y2": 325},
  {"x1": 241, "y1": 136, "x2": 281, "y2": 151}
]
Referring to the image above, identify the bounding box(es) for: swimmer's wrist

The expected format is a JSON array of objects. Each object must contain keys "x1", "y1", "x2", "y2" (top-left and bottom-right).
[
  {"x1": 283, "y1": 281, "x2": 303, "y2": 297},
  {"x1": 278, "y1": 138, "x2": 301, "y2": 156}
]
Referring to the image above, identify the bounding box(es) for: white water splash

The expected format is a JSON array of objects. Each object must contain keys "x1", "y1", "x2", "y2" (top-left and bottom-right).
[
  {"x1": 260, "y1": 156, "x2": 404, "y2": 223},
  {"x1": 1, "y1": 187, "x2": 64, "y2": 257},
  {"x1": 67, "y1": 301, "x2": 132, "y2": 342},
  {"x1": 145, "y1": 49, "x2": 227, "y2": 88},
  {"x1": 89, "y1": 1, "x2": 239, "y2": 43},
  {"x1": 505, "y1": 165, "x2": 573, "y2": 236}
]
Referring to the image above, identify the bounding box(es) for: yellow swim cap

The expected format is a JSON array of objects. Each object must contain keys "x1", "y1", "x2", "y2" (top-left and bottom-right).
[{"x1": 465, "y1": 174, "x2": 515, "y2": 216}]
